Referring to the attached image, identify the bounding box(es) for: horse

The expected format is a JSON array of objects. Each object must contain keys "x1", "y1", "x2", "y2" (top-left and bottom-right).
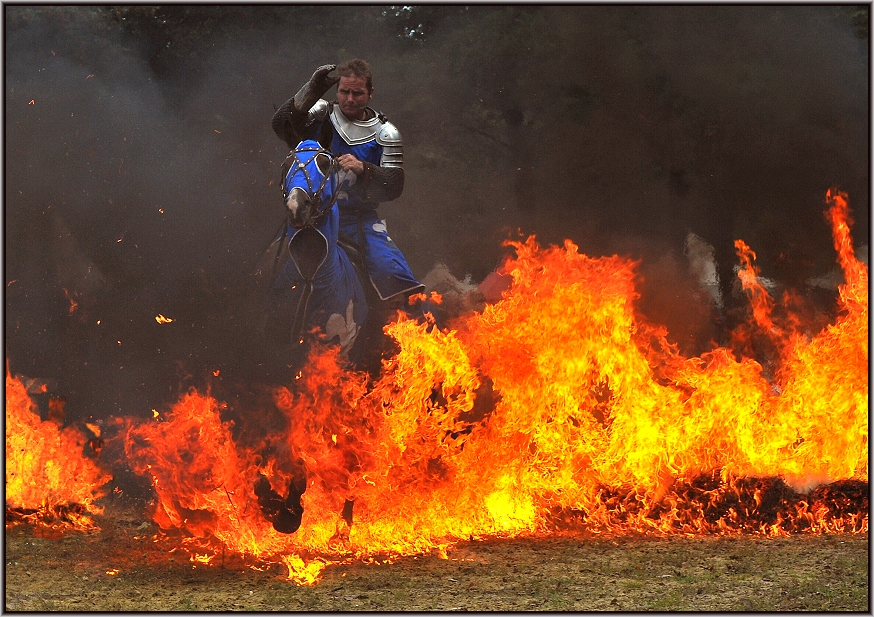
[
  {"x1": 247, "y1": 140, "x2": 374, "y2": 532},
  {"x1": 258, "y1": 139, "x2": 368, "y2": 370},
  {"x1": 250, "y1": 142, "x2": 476, "y2": 533}
]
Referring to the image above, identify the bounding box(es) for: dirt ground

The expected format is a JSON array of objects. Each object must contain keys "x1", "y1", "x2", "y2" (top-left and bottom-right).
[{"x1": 4, "y1": 508, "x2": 868, "y2": 612}]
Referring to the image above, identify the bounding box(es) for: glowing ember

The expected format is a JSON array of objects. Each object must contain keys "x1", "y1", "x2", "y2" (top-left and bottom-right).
[
  {"x1": 115, "y1": 189, "x2": 866, "y2": 584},
  {"x1": 63, "y1": 288, "x2": 79, "y2": 314},
  {"x1": 5, "y1": 370, "x2": 111, "y2": 528}
]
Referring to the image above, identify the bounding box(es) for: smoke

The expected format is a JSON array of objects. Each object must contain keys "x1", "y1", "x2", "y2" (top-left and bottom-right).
[
  {"x1": 5, "y1": 7, "x2": 868, "y2": 422},
  {"x1": 5, "y1": 9, "x2": 281, "y2": 419}
]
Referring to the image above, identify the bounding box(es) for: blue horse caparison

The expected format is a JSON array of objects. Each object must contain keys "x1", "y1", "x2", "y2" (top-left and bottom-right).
[{"x1": 267, "y1": 140, "x2": 367, "y2": 354}]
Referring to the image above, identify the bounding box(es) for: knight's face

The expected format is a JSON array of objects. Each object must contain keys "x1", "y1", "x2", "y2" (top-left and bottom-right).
[{"x1": 336, "y1": 75, "x2": 372, "y2": 121}]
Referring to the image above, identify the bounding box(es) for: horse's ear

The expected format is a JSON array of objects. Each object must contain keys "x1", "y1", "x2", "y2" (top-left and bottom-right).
[{"x1": 315, "y1": 153, "x2": 332, "y2": 176}]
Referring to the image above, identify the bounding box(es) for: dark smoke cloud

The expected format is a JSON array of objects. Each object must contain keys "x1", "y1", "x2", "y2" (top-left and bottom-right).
[
  {"x1": 5, "y1": 9, "x2": 279, "y2": 419},
  {"x1": 5, "y1": 6, "x2": 868, "y2": 422}
]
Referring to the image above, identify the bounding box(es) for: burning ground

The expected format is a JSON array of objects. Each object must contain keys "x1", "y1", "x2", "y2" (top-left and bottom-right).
[{"x1": 5, "y1": 190, "x2": 868, "y2": 601}]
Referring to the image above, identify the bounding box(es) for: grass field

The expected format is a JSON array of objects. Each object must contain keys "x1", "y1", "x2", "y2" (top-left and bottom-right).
[{"x1": 5, "y1": 513, "x2": 868, "y2": 612}]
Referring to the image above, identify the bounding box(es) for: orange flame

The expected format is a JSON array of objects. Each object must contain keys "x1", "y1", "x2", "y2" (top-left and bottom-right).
[
  {"x1": 118, "y1": 189, "x2": 866, "y2": 583},
  {"x1": 9, "y1": 191, "x2": 865, "y2": 584},
  {"x1": 734, "y1": 239, "x2": 775, "y2": 332},
  {"x1": 5, "y1": 370, "x2": 112, "y2": 528}
]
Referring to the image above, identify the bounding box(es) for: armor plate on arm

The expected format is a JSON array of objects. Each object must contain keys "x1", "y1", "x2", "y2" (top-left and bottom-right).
[
  {"x1": 376, "y1": 122, "x2": 403, "y2": 168},
  {"x1": 360, "y1": 121, "x2": 403, "y2": 202},
  {"x1": 308, "y1": 99, "x2": 330, "y2": 124}
]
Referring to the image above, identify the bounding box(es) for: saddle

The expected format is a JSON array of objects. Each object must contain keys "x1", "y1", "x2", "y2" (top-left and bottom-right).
[{"x1": 337, "y1": 233, "x2": 364, "y2": 271}]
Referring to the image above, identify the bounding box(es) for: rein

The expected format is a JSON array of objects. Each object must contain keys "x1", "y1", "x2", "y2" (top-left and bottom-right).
[{"x1": 278, "y1": 144, "x2": 339, "y2": 344}]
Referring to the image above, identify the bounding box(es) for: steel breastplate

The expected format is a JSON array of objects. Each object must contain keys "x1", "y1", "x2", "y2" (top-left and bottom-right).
[{"x1": 330, "y1": 106, "x2": 381, "y2": 146}]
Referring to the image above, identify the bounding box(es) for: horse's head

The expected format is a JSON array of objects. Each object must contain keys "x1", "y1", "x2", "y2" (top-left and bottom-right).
[{"x1": 283, "y1": 140, "x2": 338, "y2": 229}]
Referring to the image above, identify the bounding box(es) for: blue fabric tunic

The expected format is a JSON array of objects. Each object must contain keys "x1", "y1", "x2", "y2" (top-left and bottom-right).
[
  {"x1": 314, "y1": 106, "x2": 424, "y2": 301},
  {"x1": 272, "y1": 141, "x2": 367, "y2": 351}
]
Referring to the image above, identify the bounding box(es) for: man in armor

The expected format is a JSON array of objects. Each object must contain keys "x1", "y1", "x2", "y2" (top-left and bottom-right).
[{"x1": 272, "y1": 59, "x2": 424, "y2": 367}]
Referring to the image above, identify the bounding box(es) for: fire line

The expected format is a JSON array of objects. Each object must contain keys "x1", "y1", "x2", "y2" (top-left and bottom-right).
[{"x1": 5, "y1": 190, "x2": 868, "y2": 586}]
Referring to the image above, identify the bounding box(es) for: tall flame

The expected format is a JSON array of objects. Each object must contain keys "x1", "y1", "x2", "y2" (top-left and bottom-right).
[
  {"x1": 11, "y1": 190, "x2": 866, "y2": 584},
  {"x1": 5, "y1": 370, "x2": 111, "y2": 527},
  {"x1": 122, "y1": 190, "x2": 867, "y2": 582}
]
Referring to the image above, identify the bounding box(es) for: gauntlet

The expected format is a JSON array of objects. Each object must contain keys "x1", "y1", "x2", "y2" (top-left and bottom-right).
[
  {"x1": 272, "y1": 64, "x2": 339, "y2": 148},
  {"x1": 293, "y1": 64, "x2": 339, "y2": 112}
]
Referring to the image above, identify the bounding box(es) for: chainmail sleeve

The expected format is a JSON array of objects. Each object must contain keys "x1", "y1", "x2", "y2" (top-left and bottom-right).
[
  {"x1": 271, "y1": 98, "x2": 300, "y2": 149},
  {"x1": 273, "y1": 65, "x2": 339, "y2": 148},
  {"x1": 354, "y1": 164, "x2": 405, "y2": 204}
]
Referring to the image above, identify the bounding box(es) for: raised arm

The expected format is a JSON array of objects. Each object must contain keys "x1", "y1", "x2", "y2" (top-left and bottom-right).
[{"x1": 271, "y1": 64, "x2": 339, "y2": 148}]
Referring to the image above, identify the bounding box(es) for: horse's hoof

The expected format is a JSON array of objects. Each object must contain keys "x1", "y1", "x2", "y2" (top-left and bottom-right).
[
  {"x1": 254, "y1": 473, "x2": 306, "y2": 534},
  {"x1": 271, "y1": 508, "x2": 303, "y2": 534}
]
